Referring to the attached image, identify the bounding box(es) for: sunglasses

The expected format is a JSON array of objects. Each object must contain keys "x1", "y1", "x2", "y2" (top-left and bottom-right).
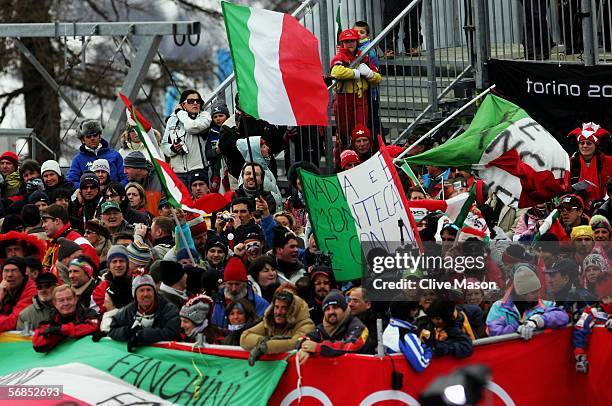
[
  {"x1": 559, "y1": 206, "x2": 578, "y2": 212},
  {"x1": 184, "y1": 99, "x2": 202, "y2": 105}
]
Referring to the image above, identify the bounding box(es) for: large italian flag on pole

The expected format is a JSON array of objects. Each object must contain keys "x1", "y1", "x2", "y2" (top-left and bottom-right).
[
  {"x1": 401, "y1": 94, "x2": 570, "y2": 208},
  {"x1": 222, "y1": 1, "x2": 329, "y2": 126}
]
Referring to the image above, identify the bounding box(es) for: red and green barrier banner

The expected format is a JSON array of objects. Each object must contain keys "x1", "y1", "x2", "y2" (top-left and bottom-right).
[{"x1": 0, "y1": 339, "x2": 286, "y2": 405}]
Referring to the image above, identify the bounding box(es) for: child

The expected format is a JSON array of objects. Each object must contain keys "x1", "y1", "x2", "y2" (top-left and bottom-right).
[
  {"x1": 573, "y1": 273, "x2": 612, "y2": 373},
  {"x1": 205, "y1": 103, "x2": 229, "y2": 192},
  {"x1": 330, "y1": 28, "x2": 382, "y2": 152},
  {"x1": 353, "y1": 21, "x2": 382, "y2": 140},
  {"x1": 423, "y1": 298, "x2": 474, "y2": 358}
]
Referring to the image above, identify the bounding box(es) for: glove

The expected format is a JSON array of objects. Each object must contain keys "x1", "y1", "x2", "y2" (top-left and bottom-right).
[
  {"x1": 43, "y1": 325, "x2": 62, "y2": 337},
  {"x1": 517, "y1": 320, "x2": 537, "y2": 340},
  {"x1": 357, "y1": 63, "x2": 374, "y2": 79},
  {"x1": 575, "y1": 354, "x2": 588, "y2": 374},
  {"x1": 351, "y1": 69, "x2": 361, "y2": 79},
  {"x1": 527, "y1": 314, "x2": 545, "y2": 329},
  {"x1": 127, "y1": 328, "x2": 142, "y2": 353},
  {"x1": 91, "y1": 331, "x2": 106, "y2": 342},
  {"x1": 248, "y1": 340, "x2": 268, "y2": 367},
  {"x1": 605, "y1": 317, "x2": 612, "y2": 331}
]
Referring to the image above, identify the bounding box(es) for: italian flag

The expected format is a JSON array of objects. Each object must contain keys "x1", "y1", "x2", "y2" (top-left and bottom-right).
[
  {"x1": 120, "y1": 94, "x2": 229, "y2": 214},
  {"x1": 533, "y1": 209, "x2": 569, "y2": 241},
  {"x1": 406, "y1": 188, "x2": 474, "y2": 223},
  {"x1": 401, "y1": 94, "x2": 570, "y2": 209},
  {"x1": 222, "y1": 1, "x2": 329, "y2": 126}
]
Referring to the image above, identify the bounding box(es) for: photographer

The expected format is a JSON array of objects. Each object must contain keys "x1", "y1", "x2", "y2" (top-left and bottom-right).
[{"x1": 161, "y1": 89, "x2": 211, "y2": 187}]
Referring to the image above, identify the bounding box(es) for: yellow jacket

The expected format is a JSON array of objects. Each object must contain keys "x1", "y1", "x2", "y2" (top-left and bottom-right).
[{"x1": 331, "y1": 65, "x2": 382, "y2": 98}]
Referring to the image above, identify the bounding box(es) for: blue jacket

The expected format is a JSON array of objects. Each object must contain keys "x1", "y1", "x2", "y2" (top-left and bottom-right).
[
  {"x1": 67, "y1": 138, "x2": 128, "y2": 188},
  {"x1": 212, "y1": 286, "x2": 269, "y2": 329},
  {"x1": 383, "y1": 318, "x2": 432, "y2": 372}
]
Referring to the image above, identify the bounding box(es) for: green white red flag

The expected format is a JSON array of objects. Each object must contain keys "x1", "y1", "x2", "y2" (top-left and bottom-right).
[
  {"x1": 222, "y1": 1, "x2": 329, "y2": 126},
  {"x1": 401, "y1": 94, "x2": 570, "y2": 208}
]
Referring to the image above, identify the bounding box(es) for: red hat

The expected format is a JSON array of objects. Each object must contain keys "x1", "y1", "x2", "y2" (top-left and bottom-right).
[
  {"x1": 351, "y1": 124, "x2": 372, "y2": 145},
  {"x1": 0, "y1": 151, "x2": 18, "y2": 169},
  {"x1": 340, "y1": 150, "x2": 360, "y2": 170},
  {"x1": 188, "y1": 215, "x2": 208, "y2": 237},
  {"x1": 223, "y1": 256, "x2": 248, "y2": 283},
  {"x1": 339, "y1": 29, "x2": 359, "y2": 43},
  {"x1": 568, "y1": 122, "x2": 610, "y2": 145}
]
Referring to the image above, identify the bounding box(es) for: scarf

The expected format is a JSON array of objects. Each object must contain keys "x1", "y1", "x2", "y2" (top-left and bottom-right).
[
  {"x1": 228, "y1": 323, "x2": 245, "y2": 332},
  {"x1": 159, "y1": 283, "x2": 188, "y2": 301},
  {"x1": 578, "y1": 154, "x2": 601, "y2": 201},
  {"x1": 5, "y1": 171, "x2": 20, "y2": 190},
  {"x1": 188, "y1": 320, "x2": 209, "y2": 338}
]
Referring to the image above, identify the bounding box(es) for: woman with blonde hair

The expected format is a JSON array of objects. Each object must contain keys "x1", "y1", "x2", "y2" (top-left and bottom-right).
[{"x1": 274, "y1": 211, "x2": 305, "y2": 247}]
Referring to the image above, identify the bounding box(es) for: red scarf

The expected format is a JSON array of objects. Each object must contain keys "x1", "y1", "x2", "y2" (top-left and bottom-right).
[{"x1": 578, "y1": 155, "x2": 601, "y2": 201}]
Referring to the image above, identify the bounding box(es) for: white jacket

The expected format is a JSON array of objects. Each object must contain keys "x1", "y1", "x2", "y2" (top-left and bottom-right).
[{"x1": 161, "y1": 110, "x2": 212, "y2": 173}]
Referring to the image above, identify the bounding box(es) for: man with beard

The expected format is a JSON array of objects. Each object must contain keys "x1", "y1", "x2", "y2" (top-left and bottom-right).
[
  {"x1": 109, "y1": 274, "x2": 181, "y2": 352},
  {"x1": 91, "y1": 245, "x2": 131, "y2": 314},
  {"x1": 204, "y1": 236, "x2": 228, "y2": 272},
  {"x1": 241, "y1": 288, "x2": 314, "y2": 365},
  {"x1": 570, "y1": 226, "x2": 595, "y2": 266},
  {"x1": 270, "y1": 226, "x2": 305, "y2": 283},
  {"x1": 18, "y1": 272, "x2": 59, "y2": 330},
  {"x1": 32, "y1": 285, "x2": 99, "y2": 352},
  {"x1": 298, "y1": 291, "x2": 372, "y2": 364},
  {"x1": 233, "y1": 163, "x2": 277, "y2": 214},
  {"x1": 308, "y1": 266, "x2": 335, "y2": 324},
  {"x1": 0, "y1": 258, "x2": 37, "y2": 332},
  {"x1": 487, "y1": 265, "x2": 569, "y2": 338},
  {"x1": 211, "y1": 257, "x2": 268, "y2": 329}
]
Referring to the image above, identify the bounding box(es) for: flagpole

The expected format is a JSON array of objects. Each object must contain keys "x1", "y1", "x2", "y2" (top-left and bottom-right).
[
  {"x1": 393, "y1": 84, "x2": 496, "y2": 164},
  {"x1": 171, "y1": 207, "x2": 197, "y2": 265}
]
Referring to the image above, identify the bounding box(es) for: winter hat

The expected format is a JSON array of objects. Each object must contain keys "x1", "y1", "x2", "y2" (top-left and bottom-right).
[
  {"x1": 28, "y1": 191, "x2": 49, "y2": 205},
  {"x1": 107, "y1": 244, "x2": 129, "y2": 263},
  {"x1": 177, "y1": 248, "x2": 200, "y2": 263},
  {"x1": 0, "y1": 214, "x2": 24, "y2": 233},
  {"x1": 124, "y1": 151, "x2": 148, "y2": 169},
  {"x1": 287, "y1": 161, "x2": 321, "y2": 190},
  {"x1": 85, "y1": 219, "x2": 112, "y2": 240},
  {"x1": 160, "y1": 260, "x2": 186, "y2": 286},
  {"x1": 106, "y1": 278, "x2": 133, "y2": 308},
  {"x1": 41, "y1": 160, "x2": 62, "y2": 177},
  {"x1": 201, "y1": 269, "x2": 223, "y2": 295},
  {"x1": 322, "y1": 290, "x2": 347, "y2": 311},
  {"x1": 126, "y1": 242, "x2": 152, "y2": 267},
  {"x1": 583, "y1": 253, "x2": 608, "y2": 271},
  {"x1": 188, "y1": 215, "x2": 208, "y2": 237},
  {"x1": 223, "y1": 257, "x2": 248, "y2": 283},
  {"x1": 57, "y1": 238, "x2": 81, "y2": 261},
  {"x1": 190, "y1": 169, "x2": 209, "y2": 186},
  {"x1": 590, "y1": 215, "x2": 611, "y2": 232},
  {"x1": 570, "y1": 225, "x2": 594, "y2": 240},
  {"x1": 351, "y1": 124, "x2": 372, "y2": 146},
  {"x1": 0, "y1": 151, "x2": 18, "y2": 169},
  {"x1": 149, "y1": 260, "x2": 163, "y2": 283},
  {"x1": 79, "y1": 119, "x2": 102, "y2": 138},
  {"x1": 513, "y1": 265, "x2": 541, "y2": 295},
  {"x1": 132, "y1": 273, "x2": 156, "y2": 297},
  {"x1": 568, "y1": 122, "x2": 610, "y2": 145},
  {"x1": 69, "y1": 258, "x2": 94, "y2": 278},
  {"x1": 21, "y1": 205, "x2": 41, "y2": 228},
  {"x1": 426, "y1": 299, "x2": 456, "y2": 324},
  {"x1": 502, "y1": 244, "x2": 532, "y2": 265},
  {"x1": 340, "y1": 150, "x2": 360, "y2": 170},
  {"x1": 3, "y1": 257, "x2": 27, "y2": 276},
  {"x1": 79, "y1": 172, "x2": 100, "y2": 189},
  {"x1": 205, "y1": 236, "x2": 228, "y2": 255},
  {"x1": 35, "y1": 272, "x2": 58, "y2": 287},
  {"x1": 272, "y1": 226, "x2": 296, "y2": 249},
  {"x1": 90, "y1": 159, "x2": 110, "y2": 174},
  {"x1": 180, "y1": 294, "x2": 213, "y2": 325},
  {"x1": 24, "y1": 256, "x2": 43, "y2": 272},
  {"x1": 211, "y1": 103, "x2": 230, "y2": 118}
]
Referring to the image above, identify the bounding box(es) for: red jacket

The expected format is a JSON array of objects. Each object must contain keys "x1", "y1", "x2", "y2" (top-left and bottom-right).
[
  {"x1": 0, "y1": 278, "x2": 37, "y2": 332},
  {"x1": 92, "y1": 279, "x2": 109, "y2": 314},
  {"x1": 42, "y1": 222, "x2": 99, "y2": 278},
  {"x1": 32, "y1": 305, "x2": 98, "y2": 352},
  {"x1": 0, "y1": 231, "x2": 47, "y2": 263}
]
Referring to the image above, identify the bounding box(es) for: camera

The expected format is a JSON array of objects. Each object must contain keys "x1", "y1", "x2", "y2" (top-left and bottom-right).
[{"x1": 220, "y1": 212, "x2": 233, "y2": 222}]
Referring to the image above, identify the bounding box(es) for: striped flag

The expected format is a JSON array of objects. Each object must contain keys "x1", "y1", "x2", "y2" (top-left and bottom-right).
[
  {"x1": 532, "y1": 209, "x2": 569, "y2": 241},
  {"x1": 222, "y1": 1, "x2": 328, "y2": 126},
  {"x1": 406, "y1": 191, "x2": 472, "y2": 223},
  {"x1": 401, "y1": 162, "x2": 420, "y2": 187},
  {"x1": 335, "y1": 1, "x2": 342, "y2": 41}
]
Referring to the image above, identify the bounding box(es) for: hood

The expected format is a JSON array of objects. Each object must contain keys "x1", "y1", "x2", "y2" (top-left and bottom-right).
[
  {"x1": 236, "y1": 136, "x2": 267, "y2": 168},
  {"x1": 262, "y1": 292, "x2": 310, "y2": 332},
  {"x1": 79, "y1": 138, "x2": 109, "y2": 156},
  {"x1": 0, "y1": 231, "x2": 47, "y2": 261}
]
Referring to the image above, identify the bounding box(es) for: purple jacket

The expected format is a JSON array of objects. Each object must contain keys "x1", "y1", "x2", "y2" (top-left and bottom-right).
[{"x1": 486, "y1": 294, "x2": 569, "y2": 336}]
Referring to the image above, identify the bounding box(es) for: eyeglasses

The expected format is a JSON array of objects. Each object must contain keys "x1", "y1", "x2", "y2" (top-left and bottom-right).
[
  {"x1": 185, "y1": 99, "x2": 202, "y2": 105},
  {"x1": 559, "y1": 206, "x2": 578, "y2": 213}
]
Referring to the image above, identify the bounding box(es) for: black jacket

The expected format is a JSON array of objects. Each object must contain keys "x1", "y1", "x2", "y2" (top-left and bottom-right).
[
  {"x1": 306, "y1": 313, "x2": 373, "y2": 356},
  {"x1": 108, "y1": 295, "x2": 180, "y2": 343}
]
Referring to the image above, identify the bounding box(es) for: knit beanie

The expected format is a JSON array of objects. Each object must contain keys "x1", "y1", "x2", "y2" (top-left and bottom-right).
[
  {"x1": 57, "y1": 238, "x2": 81, "y2": 261},
  {"x1": 188, "y1": 215, "x2": 208, "y2": 237},
  {"x1": 126, "y1": 242, "x2": 151, "y2": 267},
  {"x1": 340, "y1": 150, "x2": 360, "y2": 170},
  {"x1": 201, "y1": 269, "x2": 223, "y2": 295},
  {"x1": 132, "y1": 273, "x2": 156, "y2": 297},
  {"x1": 205, "y1": 236, "x2": 229, "y2": 255},
  {"x1": 223, "y1": 257, "x2": 248, "y2": 283},
  {"x1": 107, "y1": 245, "x2": 129, "y2": 263},
  {"x1": 322, "y1": 290, "x2": 347, "y2": 311},
  {"x1": 91, "y1": 159, "x2": 110, "y2": 174},
  {"x1": 21, "y1": 204, "x2": 41, "y2": 228},
  {"x1": 272, "y1": 226, "x2": 296, "y2": 249},
  {"x1": 179, "y1": 294, "x2": 213, "y2": 325},
  {"x1": 3, "y1": 257, "x2": 27, "y2": 276},
  {"x1": 41, "y1": 160, "x2": 62, "y2": 176},
  {"x1": 590, "y1": 215, "x2": 611, "y2": 232},
  {"x1": 79, "y1": 172, "x2": 100, "y2": 189},
  {"x1": 124, "y1": 151, "x2": 148, "y2": 169},
  {"x1": 350, "y1": 124, "x2": 372, "y2": 146},
  {"x1": 0, "y1": 151, "x2": 19, "y2": 169},
  {"x1": 160, "y1": 260, "x2": 186, "y2": 286},
  {"x1": 1, "y1": 214, "x2": 24, "y2": 233},
  {"x1": 28, "y1": 191, "x2": 49, "y2": 205},
  {"x1": 583, "y1": 253, "x2": 608, "y2": 271},
  {"x1": 513, "y1": 265, "x2": 541, "y2": 295},
  {"x1": 570, "y1": 225, "x2": 594, "y2": 240},
  {"x1": 211, "y1": 103, "x2": 230, "y2": 118},
  {"x1": 69, "y1": 258, "x2": 93, "y2": 278}
]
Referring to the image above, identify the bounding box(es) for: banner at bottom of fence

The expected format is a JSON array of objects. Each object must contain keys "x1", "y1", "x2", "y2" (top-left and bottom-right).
[{"x1": 270, "y1": 327, "x2": 611, "y2": 406}]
